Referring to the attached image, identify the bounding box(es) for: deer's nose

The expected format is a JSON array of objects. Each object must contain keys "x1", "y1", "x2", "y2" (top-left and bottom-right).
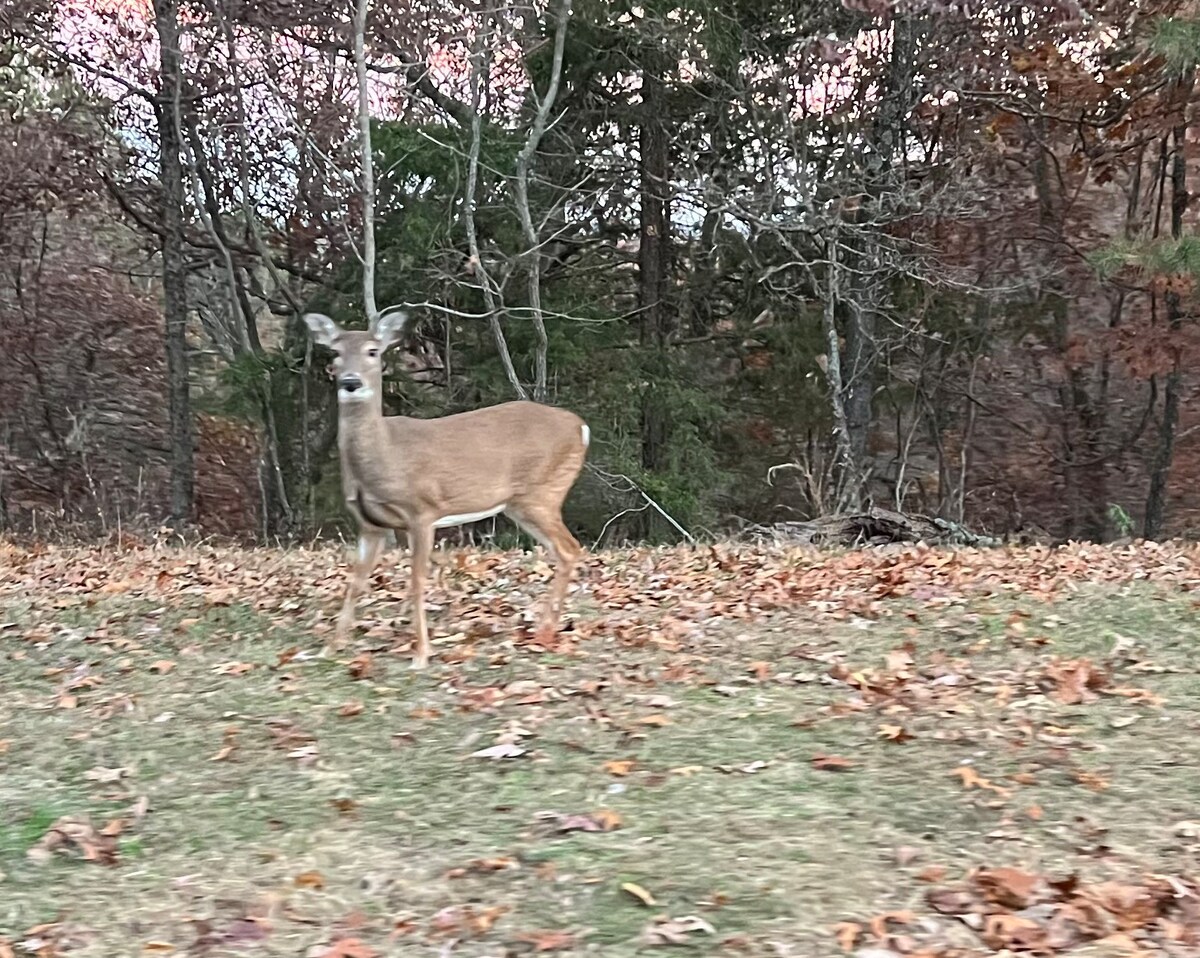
[{"x1": 338, "y1": 373, "x2": 364, "y2": 393}]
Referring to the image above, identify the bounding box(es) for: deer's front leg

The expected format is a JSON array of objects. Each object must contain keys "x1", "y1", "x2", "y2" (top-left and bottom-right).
[
  {"x1": 407, "y1": 521, "x2": 435, "y2": 670},
  {"x1": 332, "y1": 529, "x2": 386, "y2": 651}
]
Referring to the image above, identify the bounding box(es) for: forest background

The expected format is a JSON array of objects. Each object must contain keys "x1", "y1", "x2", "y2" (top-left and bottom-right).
[{"x1": 2, "y1": 0, "x2": 1199, "y2": 546}]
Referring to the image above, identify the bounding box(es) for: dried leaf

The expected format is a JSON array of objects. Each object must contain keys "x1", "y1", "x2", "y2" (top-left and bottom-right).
[
  {"x1": 621, "y1": 881, "x2": 658, "y2": 906},
  {"x1": 511, "y1": 929, "x2": 577, "y2": 952},
  {"x1": 294, "y1": 870, "x2": 325, "y2": 890},
  {"x1": 603, "y1": 759, "x2": 637, "y2": 776},
  {"x1": 975, "y1": 866, "x2": 1044, "y2": 908},
  {"x1": 469, "y1": 742, "x2": 527, "y2": 760},
  {"x1": 319, "y1": 938, "x2": 378, "y2": 958},
  {"x1": 834, "y1": 922, "x2": 861, "y2": 952},
  {"x1": 641, "y1": 915, "x2": 715, "y2": 946},
  {"x1": 812, "y1": 753, "x2": 855, "y2": 771}
]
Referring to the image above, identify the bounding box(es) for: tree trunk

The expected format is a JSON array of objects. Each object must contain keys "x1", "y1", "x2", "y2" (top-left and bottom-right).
[
  {"x1": 1143, "y1": 74, "x2": 1194, "y2": 539},
  {"x1": 839, "y1": 14, "x2": 926, "y2": 503},
  {"x1": 638, "y1": 59, "x2": 671, "y2": 474},
  {"x1": 154, "y1": 0, "x2": 193, "y2": 524}
]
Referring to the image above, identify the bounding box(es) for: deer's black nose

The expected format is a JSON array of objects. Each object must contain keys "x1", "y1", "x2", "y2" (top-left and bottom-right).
[{"x1": 338, "y1": 374, "x2": 364, "y2": 393}]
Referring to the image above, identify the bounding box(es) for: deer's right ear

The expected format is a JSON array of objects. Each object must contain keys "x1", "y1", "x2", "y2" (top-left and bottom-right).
[{"x1": 303, "y1": 312, "x2": 340, "y2": 347}]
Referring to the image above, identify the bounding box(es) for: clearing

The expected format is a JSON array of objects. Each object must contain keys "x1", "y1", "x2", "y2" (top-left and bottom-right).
[{"x1": 1, "y1": 539, "x2": 1200, "y2": 957}]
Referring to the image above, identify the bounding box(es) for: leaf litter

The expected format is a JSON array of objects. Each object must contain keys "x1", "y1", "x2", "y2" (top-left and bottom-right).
[{"x1": 2, "y1": 539, "x2": 1199, "y2": 955}]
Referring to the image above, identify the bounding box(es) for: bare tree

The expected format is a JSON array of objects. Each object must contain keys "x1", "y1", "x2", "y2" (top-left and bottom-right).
[{"x1": 152, "y1": 0, "x2": 194, "y2": 524}]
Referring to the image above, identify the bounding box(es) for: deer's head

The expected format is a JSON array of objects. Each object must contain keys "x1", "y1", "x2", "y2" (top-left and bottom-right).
[{"x1": 303, "y1": 310, "x2": 409, "y2": 405}]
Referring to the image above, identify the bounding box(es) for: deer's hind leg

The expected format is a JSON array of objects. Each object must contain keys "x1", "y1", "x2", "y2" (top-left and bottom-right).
[{"x1": 504, "y1": 503, "x2": 583, "y2": 637}]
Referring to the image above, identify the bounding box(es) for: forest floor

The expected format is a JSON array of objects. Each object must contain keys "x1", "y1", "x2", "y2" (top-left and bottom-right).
[{"x1": 2, "y1": 539, "x2": 1200, "y2": 957}]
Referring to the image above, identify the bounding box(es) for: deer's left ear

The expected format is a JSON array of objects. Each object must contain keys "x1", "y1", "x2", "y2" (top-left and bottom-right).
[{"x1": 374, "y1": 308, "x2": 410, "y2": 349}]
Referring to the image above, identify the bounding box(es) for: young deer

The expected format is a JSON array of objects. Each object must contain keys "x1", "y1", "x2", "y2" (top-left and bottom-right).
[{"x1": 304, "y1": 311, "x2": 589, "y2": 669}]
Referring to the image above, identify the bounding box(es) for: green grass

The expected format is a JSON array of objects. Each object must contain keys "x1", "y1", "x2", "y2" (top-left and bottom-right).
[{"x1": 1, "y1": 545, "x2": 1199, "y2": 955}]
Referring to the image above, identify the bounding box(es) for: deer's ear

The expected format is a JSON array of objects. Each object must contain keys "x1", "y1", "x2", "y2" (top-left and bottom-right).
[
  {"x1": 375, "y1": 309, "x2": 410, "y2": 349},
  {"x1": 303, "y1": 312, "x2": 340, "y2": 347}
]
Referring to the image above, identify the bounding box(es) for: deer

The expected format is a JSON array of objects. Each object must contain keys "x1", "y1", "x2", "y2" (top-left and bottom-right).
[{"x1": 304, "y1": 310, "x2": 590, "y2": 669}]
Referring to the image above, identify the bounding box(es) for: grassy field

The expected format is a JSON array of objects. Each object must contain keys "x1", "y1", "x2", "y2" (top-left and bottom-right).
[{"x1": 1, "y1": 539, "x2": 1199, "y2": 956}]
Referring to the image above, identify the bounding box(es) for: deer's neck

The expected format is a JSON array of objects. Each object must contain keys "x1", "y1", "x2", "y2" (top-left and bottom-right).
[{"x1": 338, "y1": 400, "x2": 390, "y2": 480}]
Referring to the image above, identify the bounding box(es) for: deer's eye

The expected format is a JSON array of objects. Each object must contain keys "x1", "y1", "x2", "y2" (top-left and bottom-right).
[{"x1": 366, "y1": 348, "x2": 379, "y2": 359}]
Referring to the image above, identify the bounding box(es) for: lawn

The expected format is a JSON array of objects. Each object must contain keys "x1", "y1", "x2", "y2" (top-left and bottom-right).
[{"x1": 2, "y1": 539, "x2": 1199, "y2": 957}]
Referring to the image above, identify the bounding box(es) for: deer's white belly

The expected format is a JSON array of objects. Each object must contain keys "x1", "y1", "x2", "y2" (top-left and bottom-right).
[{"x1": 433, "y1": 504, "x2": 506, "y2": 529}]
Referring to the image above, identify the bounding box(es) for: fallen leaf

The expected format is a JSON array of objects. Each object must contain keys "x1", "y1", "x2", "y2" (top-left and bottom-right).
[
  {"x1": 469, "y1": 742, "x2": 527, "y2": 760},
  {"x1": 641, "y1": 915, "x2": 715, "y2": 946},
  {"x1": 83, "y1": 765, "x2": 129, "y2": 784},
  {"x1": 834, "y1": 922, "x2": 861, "y2": 952},
  {"x1": 338, "y1": 700, "x2": 364, "y2": 718},
  {"x1": 878, "y1": 724, "x2": 914, "y2": 743},
  {"x1": 916, "y1": 865, "x2": 946, "y2": 883},
  {"x1": 950, "y1": 766, "x2": 1010, "y2": 796},
  {"x1": 1073, "y1": 769, "x2": 1111, "y2": 791},
  {"x1": 142, "y1": 943, "x2": 176, "y2": 954},
  {"x1": 982, "y1": 912, "x2": 1045, "y2": 951},
  {"x1": 347, "y1": 654, "x2": 373, "y2": 679},
  {"x1": 294, "y1": 870, "x2": 325, "y2": 890},
  {"x1": 812, "y1": 753, "x2": 855, "y2": 771},
  {"x1": 511, "y1": 929, "x2": 576, "y2": 952},
  {"x1": 150, "y1": 660, "x2": 175, "y2": 674},
  {"x1": 603, "y1": 759, "x2": 637, "y2": 776},
  {"x1": 556, "y1": 809, "x2": 622, "y2": 833},
  {"x1": 975, "y1": 867, "x2": 1044, "y2": 908},
  {"x1": 621, "y1": 881, "x2": 658, "y2": 906},
  {"x1": 867, "y1": 910, "x2": 915, "y2": 940},
  {"x1": 636, "y1": 715, "x2": 672, "y2": 727},
  {"x1": 319, "y1": 938, "x2": 378, "y2": 958}
]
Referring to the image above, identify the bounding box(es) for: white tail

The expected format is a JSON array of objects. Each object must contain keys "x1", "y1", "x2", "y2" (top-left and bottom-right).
[{"x1": 305, "y1": 311, "x2": 589, "y2": 669}]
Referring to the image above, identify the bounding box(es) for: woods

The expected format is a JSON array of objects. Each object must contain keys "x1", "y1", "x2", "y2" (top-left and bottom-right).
[{"x1": 1, "y1": 0, "x2": 1198, "y2": 544}]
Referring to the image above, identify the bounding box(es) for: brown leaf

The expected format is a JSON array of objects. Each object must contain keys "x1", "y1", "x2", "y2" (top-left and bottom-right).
[
  {"x1": 1073, "y1": 769, "x2": 1111, "y2": 791},
  {"x1": 347, "y1": 654, "x2": 373, "y2": 679},
  {"x1": 338, "y1": 700, "x2": 364, "y2": 718},
  {"x1": 150, "y1": 660, "x2": 175, "y2": 674},
  {"x1": 916, "y1": 865, "x2": 946, "y2": 883},
  {"x1": 213, "y1": 661, "x2": 254, "y2": 676},
  {"x1": 878, "y1": 724, "x2": 914, "y2": 743},
  {"x1": 975, "y1": 867, "x2": 1044, "y2": 908},
  {"x1": 636, "y1": 715, "x2": 672, "y2": 727},
  {"x1": 511, "y1": 929, "x2": 576, "y2": 952},
  {"x1": 812, "y1": 753, "x2": 855, "y2": 771},
  {"x1": 556, "y1": 809, "x2": 622, "y2": 833},
  {"x1": 950, "y1": 766, "x2": 1011, "y2": 797},
  {"x1": 834, "y1": 922, "x2": 861, "y2": 952},
  {"x1": 982, "y1": 912, "x2": 1046, "y2": 951},
  {"x1": 294, "y1": 870, "x2": 325, "y2": 890},
  {"x1": 446, "y1": 857, "x2": 517, "y2": 878},
  {"x1": 320, "y1": 939, "x2": 378, "y2": 958},
  {"x1": 868, "y1": 910, "x2": 915, "y2": 941},
  {"x1": 603, "y1": 759, "x2": 637, "y2": 776}
]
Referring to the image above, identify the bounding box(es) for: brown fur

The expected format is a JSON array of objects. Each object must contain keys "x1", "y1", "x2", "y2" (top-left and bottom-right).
[{"x1": 306, "y1": 312, "x2": 589, "y2": 668}]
